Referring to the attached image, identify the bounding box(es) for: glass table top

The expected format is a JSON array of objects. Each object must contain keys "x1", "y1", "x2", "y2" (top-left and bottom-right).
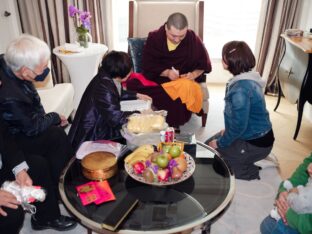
[{"x1": 59, "y1": 142, "x2": 235, "y2": 233}]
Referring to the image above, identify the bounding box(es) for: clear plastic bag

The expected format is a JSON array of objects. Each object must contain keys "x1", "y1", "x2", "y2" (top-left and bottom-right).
[{"x1": 1, "y1": 181, "x2": 46, "y2": 214}]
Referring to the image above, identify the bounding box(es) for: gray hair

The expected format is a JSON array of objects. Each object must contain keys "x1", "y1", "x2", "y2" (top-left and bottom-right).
[
  {"x1": 4, "y1": 34, "x2": 50, "y2": 72},
  {"x1": 166, "y1": 12, "x2": 188, "y2": 30}
]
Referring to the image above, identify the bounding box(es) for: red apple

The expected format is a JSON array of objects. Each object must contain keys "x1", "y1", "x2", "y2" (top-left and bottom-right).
[
  {"x1": 157, "y1": 168, "x2": 170, "y2": 182},
  {"x1": 173, "y1": 157, "x2": 187, "y2": 172},
  {"x1": 132, "y1": 161, "x2": 145, "y2": 174},
  {"x1": 171, "y1": 167, "x2": 183, "y2": 180}
]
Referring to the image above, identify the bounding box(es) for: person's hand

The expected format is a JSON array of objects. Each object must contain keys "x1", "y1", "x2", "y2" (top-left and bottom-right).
[
  {"x1": 180, "y1": 72, "x2": 195, "y2": 80},
  {"x1": 289, "y1": 187, "x2": 299, "y2": 194},
  {"x1": 167, "y1": 69, "x2": 180, "y2": 81},
  {"x1": 15, "y1": 170, "x2": 32, "y2": 187},
  {"x1": 0, "y1": 190, "x2": 20, "y2": 216},
  {"x1": 208, "y1": 139, "x2": 218, "y2": 149},
  {"x1": 307, "y1": 163, "x2": 312, "y2": 177},
  {"x1": 137, "y1": 93, "x2": 152, "y2": 101},
  {"x1": 59, "y1": 114, "x2": 69, "y2": 127},
  {"x1": 276, "y1": 191, "x2": 289, "y2": 224}
]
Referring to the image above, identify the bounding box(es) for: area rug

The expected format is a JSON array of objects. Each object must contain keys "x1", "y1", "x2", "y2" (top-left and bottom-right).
[{"x1": 209, "y1": 157, "x2": 282, "y2": 234}]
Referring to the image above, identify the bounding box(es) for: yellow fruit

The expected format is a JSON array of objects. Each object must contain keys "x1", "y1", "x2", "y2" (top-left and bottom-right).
[
  {"x1": 124, "y1": 144, "x2": 154, "y2": 163},
  {"x1": 128, "y1": 157, "x2": 147, "y2": 165}
]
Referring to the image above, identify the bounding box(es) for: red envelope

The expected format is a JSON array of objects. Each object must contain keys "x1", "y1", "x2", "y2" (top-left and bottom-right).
[
  {"x1": 76, "y1": 181, "x2": 100, "y2": 206},
  {"x1": 76, "y1": 181, "x2": 116, "y2": 206},
  {"x1": 93, "y1": 181, "x2": 116, "y2": 205}
]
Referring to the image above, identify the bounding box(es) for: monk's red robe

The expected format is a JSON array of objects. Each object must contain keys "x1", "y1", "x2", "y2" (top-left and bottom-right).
[
  {"x1": 127, "y1": 25, "x2": 211, "y2": 128},
  {"x1": 142, "y1": 25, "x2": 211, "y2": 84}
]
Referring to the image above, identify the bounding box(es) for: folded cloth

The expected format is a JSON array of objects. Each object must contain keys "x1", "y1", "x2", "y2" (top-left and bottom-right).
[
  {"x1": 122, "y1": 73, "x2": 158, "y2": 88},
  {"x1": 76, "y1": 140, "x2": 125, "y2": 160},
  {"x1": 59, "y1": 43, "x2": 83, "y2": 53},
  {"x1": 161, "y1": 78, "x2": 203, "y2": 113}
]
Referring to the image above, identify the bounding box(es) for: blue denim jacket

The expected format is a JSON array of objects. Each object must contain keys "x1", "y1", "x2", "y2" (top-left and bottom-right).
[{"x1": 217, "y1": 71, "x2": 272, "y2": 148}]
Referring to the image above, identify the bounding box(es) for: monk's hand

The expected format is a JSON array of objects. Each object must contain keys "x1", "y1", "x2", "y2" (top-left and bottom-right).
[
  {"x1": 137, "y1": 93, "x2": 152, "y2": 101},
  {"x1": 181, "y1": 72, "x2": 195, "y2": 80},
  {"x1": 276, "y1": 191, "x2": 289, "y2": 224},
  {"x1": 167, "y1": 69, "x2": 179, "y2": 80},
  {"x1": 0, "y1": 190, "x2": 20, "y2": 216},
  {"x1": 208, "y1": 139, "x2": 218, "y2": 149}
]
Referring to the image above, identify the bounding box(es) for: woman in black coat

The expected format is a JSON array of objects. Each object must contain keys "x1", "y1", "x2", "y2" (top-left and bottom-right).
[{"x1": 68, "y1": 51, "x2": 151, "y2": 153}]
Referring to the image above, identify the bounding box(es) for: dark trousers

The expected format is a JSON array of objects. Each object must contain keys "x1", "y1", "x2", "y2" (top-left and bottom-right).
[
  {"x1": 0, "y1": 206, "x2": 24, "y2": 234},
  {"x1": 0, "y1": 153, "x2": 61, "y2": 224},
  {"x1": 217, "y1": 139, "x2": 273, "y2": 180},
  {"x1": 13, "y1": 126, "x2": 73, "y2": 191},
  {"x1": 11, "y1": 126, "x2": 73, "y2": 221}
]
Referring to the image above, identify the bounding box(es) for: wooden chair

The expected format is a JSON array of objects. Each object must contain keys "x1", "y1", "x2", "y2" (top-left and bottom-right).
[{"x1": 128, "y1": 0, "x2": 209, "y2": 127}]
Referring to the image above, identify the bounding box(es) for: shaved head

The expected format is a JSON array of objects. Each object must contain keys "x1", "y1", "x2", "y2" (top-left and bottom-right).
[{"x1": 166, "y1": 12, "x2": 188, "y2": 30}]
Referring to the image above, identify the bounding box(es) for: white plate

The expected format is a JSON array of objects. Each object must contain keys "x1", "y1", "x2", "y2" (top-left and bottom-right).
[{"x1": 124, "y1": 153, "x2": 196, "y2": 186}]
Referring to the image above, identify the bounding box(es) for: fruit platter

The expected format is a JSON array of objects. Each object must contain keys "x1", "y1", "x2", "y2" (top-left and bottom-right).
[{"x1": 124, "y1": 143, "x2": 196, "y2": 186}]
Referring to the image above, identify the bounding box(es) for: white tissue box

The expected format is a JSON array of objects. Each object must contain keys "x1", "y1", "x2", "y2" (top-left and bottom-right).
[{"x1": 120, "y1": 100, "x2": 151, "y2": 112}]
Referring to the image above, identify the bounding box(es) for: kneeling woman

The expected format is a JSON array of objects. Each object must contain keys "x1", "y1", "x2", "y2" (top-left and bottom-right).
[
  {"x1": 68, "y1": 51, "x2": 151, "y2": 153},
  {"x1": 208, "y1": 41, "x2": 274, "y2": 180}
]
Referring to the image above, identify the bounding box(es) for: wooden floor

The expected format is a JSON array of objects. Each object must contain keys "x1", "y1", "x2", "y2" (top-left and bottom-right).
[
  {"x1": 182, "y1": 84, "x2": 312, "y2": 180},
  {"x1": 265, "y1": 91, "x2": 312, "y2": 179}
]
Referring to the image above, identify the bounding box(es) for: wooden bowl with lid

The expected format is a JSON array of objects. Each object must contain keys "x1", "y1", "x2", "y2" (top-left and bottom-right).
[{"x1": 81, "y1": 151, "x2": 117, "y2": 180}]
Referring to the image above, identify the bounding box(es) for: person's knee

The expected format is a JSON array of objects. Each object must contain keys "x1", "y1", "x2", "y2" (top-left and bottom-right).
[
  {"x1": 26, "y1": 155, "x2": 50, "y2": 183},
  {"x1": 0, "y1": 206, "x2": 25, "y2": 232},
  {"x1": 260, "y1": 215, "x2": 276, "y2": 234},
  {"x1": 47, "y1": 126, "x2": 68, "y2": 142}
]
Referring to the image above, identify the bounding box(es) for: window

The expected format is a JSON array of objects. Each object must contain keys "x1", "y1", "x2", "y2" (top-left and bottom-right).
[
  {"x1": 112, "y1": 0, "x2": 129, "y2": 51},
  {"x1": 204, "y1": 0, "x2": 262, "y2": 59}
]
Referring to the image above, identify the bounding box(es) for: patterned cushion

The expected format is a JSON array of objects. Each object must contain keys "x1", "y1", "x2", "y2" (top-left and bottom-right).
[{"x1": 128, "y1": 37, "x2": 147, "y2": 73}]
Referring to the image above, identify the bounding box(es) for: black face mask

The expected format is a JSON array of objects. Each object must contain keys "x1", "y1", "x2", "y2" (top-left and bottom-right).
[{"x1": 34, "y1": 67, "x2": 50, "y2": 82}]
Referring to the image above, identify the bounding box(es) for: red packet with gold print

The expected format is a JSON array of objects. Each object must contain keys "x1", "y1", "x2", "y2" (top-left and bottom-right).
[
  {"x1": 76, "y1": 182, "x2": 100, "y2": 206},
  {"x1": 93, "y1": 181, "x2": 116, "y2": 205}
]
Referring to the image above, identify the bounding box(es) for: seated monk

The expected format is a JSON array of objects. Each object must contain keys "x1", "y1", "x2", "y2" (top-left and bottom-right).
[{"x1": 125, "y1": 12, "x2": 211, "y2": 129}]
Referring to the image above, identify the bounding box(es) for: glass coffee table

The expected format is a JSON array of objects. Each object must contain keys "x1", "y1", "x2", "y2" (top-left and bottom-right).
[{"x1": 59, "y1": 142, "x2": 235, "y2": 233}]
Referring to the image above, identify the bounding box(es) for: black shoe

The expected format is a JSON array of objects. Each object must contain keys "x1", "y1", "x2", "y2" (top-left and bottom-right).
[{"x1": 31, "y1": 215, "x2": 77, "y2": 231}]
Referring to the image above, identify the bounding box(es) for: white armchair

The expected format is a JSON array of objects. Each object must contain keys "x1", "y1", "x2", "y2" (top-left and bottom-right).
[{"x1": 34, "y1": 64, "x2": 74, "y2": 119}]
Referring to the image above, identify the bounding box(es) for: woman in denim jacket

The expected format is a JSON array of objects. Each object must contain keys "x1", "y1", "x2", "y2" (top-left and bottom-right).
[{"x1": 208, "y1": 41, "x2": 274, "y2": 180}]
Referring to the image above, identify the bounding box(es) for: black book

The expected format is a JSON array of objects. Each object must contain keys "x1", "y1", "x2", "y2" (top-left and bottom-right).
[{"x1": 92, "y1": 191, "x2": 138, "y2": 231}]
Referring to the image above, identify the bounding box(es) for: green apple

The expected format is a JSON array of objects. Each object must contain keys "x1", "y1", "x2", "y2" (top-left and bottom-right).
[
  {"x1": 156, "y1": 155, "x2": 169, "y2": 168},
  {"x1": 162, "y1": 145, "x2": 171, "y2": 153},
  {"x1": 169, "y1": 145, "x2": 181, "y2": 158}
]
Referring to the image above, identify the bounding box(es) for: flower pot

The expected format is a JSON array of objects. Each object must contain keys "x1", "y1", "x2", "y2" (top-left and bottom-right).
[{"x1": 76, "y1": 31, "x2": 92, "y2": 48}]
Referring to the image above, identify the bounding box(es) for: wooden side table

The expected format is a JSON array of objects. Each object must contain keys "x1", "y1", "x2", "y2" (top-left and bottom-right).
[{"x1": 275, "y1": 34, "x2": 312, "y2": 140}]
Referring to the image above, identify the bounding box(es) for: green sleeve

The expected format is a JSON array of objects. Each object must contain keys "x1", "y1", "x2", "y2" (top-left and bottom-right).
[
  {"x1": 278, "y1": 153, "x2": 312, "y2": 233},
  {"x1": 277, "y1": 153, "x2": 312, "y2": 195},
  {"x1": 286, "y1": 208, "x2": 312, "y2": 234}
]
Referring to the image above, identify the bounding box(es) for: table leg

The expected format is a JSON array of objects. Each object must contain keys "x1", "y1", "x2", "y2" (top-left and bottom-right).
[
  {"x1": 293, "y1": 54, "x2": 312, "y2": 140},
  {"x1": 274, "y1": 78, "x2": 282, "y2": 111},
  {"x1": 87, "y1": 228, "x2": 92, "y2": 234}
]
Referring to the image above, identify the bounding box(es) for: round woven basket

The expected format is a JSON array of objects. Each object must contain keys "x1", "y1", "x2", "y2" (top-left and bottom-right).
[{"x1": 81, "y1": 151, "x2": 117, "y2": 180}]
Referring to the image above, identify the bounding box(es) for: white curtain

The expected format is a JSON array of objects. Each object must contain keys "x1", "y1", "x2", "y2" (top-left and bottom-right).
[{"x1": 254, "y1": 0, "x2": 302, "y2": 92}]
